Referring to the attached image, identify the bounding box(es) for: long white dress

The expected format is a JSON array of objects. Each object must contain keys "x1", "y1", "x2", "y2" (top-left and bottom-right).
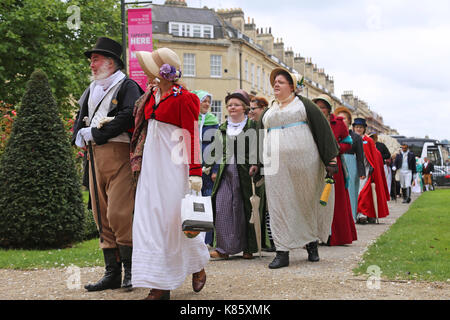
[
  {"x1": 262, "y1": 97, "x2": 334, "y2": 251},
  {"x1": 131, "y1": 118, "x2": 210, "y2": 290}
]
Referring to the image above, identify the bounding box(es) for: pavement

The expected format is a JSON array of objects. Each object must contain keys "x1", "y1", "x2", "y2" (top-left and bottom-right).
[{"x1": 0, "y1": 192, "x2": 449, "y2": 300}]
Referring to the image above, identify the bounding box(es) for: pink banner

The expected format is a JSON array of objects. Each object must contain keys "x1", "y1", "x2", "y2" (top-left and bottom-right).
[{"x1": 127, "y1": 8, "x2": 153, "y2": 91}]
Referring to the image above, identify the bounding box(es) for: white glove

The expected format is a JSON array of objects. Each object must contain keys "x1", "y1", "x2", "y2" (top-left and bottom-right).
[
  {"x1": 392, "y1": 166, "x2": 397, "y2": 171},
  {"x1": 97, "y1": 116, "x2": 115, "y2": 129},
  {"x1": 202, "y1": 166, "x2": 211, "y2": 175},
  {"x1": 80, "y1": 127, "x2": 93, "y2": 144},
  {"x1": 189, "y1": 176, "x2": 202, "y2": 193},
  {"x1": 75, "y1": 130, "x2": 86, "y2": 148}
]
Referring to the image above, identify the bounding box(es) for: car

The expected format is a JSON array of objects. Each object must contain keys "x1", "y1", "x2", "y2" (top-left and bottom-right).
[{"x1": 431, "y1": 166, "x2": 450, "y2": 188}]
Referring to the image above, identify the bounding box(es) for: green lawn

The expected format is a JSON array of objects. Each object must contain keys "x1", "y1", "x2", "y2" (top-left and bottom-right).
[
  {"x1": 0, "y1": 238, "x2": 102, "y2": 269},
  {"x1": 354, "y1": 189, "x2": 450, "y2": 282}
]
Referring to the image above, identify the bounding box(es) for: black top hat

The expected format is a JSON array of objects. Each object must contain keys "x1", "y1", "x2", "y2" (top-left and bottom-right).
[
  {"x1": 352, "y1": 117, "x2": 367, "y2": 127},
  {"x1": 84, "y1": 37, "x2": 124, "y2": 69}
]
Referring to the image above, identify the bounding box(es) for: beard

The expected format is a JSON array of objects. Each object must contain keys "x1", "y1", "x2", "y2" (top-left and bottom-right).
[{"x1": 90, "y1": 60, "x2": 113, "y2": 81}]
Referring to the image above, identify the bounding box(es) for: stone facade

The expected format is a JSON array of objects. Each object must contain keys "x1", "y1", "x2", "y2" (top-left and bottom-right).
[{"x1": 138, "y1": 1, "x2": 397, "y2": 134}]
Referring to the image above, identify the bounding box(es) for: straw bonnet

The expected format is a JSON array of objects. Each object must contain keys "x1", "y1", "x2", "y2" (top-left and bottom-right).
[
  {"x1": 312, "y1": 94, "x2": 333, "y2": 110},
  {"x1": 269, "y1": 67, "x2": 303, "y2": 90},
  {"x1": 136, "y1": 48, "x2": 181, "y2": 81},
  {"x1": 334, "y1": 106, "x2": 352, "y2": 120}
]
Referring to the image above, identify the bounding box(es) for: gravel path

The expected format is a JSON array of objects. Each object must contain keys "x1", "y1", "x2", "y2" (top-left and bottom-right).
[{"x1": 1, "y1": 194, "x2": 448, "y2": 300}]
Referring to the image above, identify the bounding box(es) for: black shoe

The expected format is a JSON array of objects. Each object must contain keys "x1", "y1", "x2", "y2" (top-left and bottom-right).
[
  {"x1": 268, "y1": 251, "x2": 289, "y2": 269},
  {"x1": 118, "y1": 245, "x2": 133, "y2": 290},
  {"x1": 306, "y1": 241, "x2": 320, "y2": 262},
  {"x1": 356, "y1": 214, "x2": 368, "y2": 224},
  {"x1": 367, "y1": 217, "x2": 377, "y2": 224},
  {"x1": 84, "y1": 248, "x2": 122, "y2": 292}
]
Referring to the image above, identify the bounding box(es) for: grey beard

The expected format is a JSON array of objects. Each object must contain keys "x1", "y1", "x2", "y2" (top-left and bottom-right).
[{"x1": 90, "y1": 63, "x2": 113, "y2": 82}]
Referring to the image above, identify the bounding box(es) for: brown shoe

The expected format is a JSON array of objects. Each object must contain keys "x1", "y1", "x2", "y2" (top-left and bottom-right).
[
  {"x1": 242, "y1": 252, "x2": 254, "y2": 259},
  {"x1": 192, "y1": 268, "x2": 206, "y2": 293},
  {"x1": 209, "y1": 250, "x2": 229, "y2": 260},
  {"x1": 143, "y1": 289, "x2": 170, "y2": 300}
]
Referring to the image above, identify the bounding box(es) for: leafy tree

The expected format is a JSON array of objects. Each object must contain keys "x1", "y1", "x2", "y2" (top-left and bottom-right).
[
  {"x1": 0, "y1": 69, "x2": 85, "y2": 249},
  {"x1": 0, "y1": 0, "x2": 121, "y2": 116}
]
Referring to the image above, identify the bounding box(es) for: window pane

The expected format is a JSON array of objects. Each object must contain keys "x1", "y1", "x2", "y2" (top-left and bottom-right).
[
  {"x1": 203, "y1": 26, "x2": 212, "y2": 38},
  {"x1": 245, "y1": 60, "x2": 248, "y2": 81},
  {"x1": 171, "y1": 23, "x2": 180, "y2": 36},
  {"x1": 193, "y1": 25, "x2": 201, "y2": 37},
  {"x1": 251, "y1": 63, "x2": 255, "y2": 87},
  {"x1": 211, "y1": 100, "x2": 222, "y2": 122},
  {"x1": 183, "y1": 53, "x2": 195, "y2": 77},
  {"x1": 181, "y1": 24, "x2": 191, "y2": 37},
  {"x1": 210, "y1": 55, "x2": 222, "y2": 77},
  {"x1": 257, "y1": 66, "x2": 261, "y2": 90}
]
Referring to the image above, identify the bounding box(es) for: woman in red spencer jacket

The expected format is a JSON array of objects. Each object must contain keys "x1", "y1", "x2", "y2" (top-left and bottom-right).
[
  {"x1": 353, "y1": 118, "x2": 390, "y2": 221},
  {"x1": 313, "y1": 95, "x2": 357, "y2": 246}
]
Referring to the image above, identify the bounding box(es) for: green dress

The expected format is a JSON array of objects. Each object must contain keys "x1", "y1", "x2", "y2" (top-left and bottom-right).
[{"x1": 210, "y1": 118, "x2": 260, "y2": 254}]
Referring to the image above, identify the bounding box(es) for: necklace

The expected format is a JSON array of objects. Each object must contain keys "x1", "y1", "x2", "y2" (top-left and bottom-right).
[{"x1": 277, "y1": 93, "x2": 295, "y2": 108}]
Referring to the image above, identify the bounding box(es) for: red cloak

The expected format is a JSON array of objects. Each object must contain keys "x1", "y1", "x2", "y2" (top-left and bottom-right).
[
  {"x1": 357, "y1": 136, "x2": 390, "y2": 218},
  {"x1": 329, "y1": 115, "x2": 357, "y2": 246}
]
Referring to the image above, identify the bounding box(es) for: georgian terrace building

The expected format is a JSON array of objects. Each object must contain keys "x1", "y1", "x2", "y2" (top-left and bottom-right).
[{"x1": 140, "y1": 0, "x2": 396, "y2": 135}]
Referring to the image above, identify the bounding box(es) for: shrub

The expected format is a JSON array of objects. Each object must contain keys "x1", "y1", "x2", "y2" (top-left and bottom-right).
[{"x1": 0, "y1": 70, "x2": 85, "y2": 249}]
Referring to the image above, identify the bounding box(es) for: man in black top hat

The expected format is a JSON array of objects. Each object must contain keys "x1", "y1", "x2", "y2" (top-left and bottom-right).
[{"x1": 72, "y1": 37, "x2": 144, "y2": 292}]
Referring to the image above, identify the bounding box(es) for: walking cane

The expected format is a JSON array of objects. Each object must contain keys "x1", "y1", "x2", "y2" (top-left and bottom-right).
[{"x1": 83, "y1": 117, "x2": 103, "y2": 243}]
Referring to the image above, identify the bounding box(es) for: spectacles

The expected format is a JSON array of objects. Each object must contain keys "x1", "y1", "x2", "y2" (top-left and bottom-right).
[
  {"x1": 226, "y1": 103, "x2": 243, "y2": 108},
  {"x1": 250, "y1": 107, "x2": 262, "y2": 111}
]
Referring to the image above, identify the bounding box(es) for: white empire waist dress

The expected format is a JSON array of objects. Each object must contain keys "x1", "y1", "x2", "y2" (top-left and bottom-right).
[
  {"x1": 262, "y1": 97, "x2": 334, "y2": 251},
  {"x1": 131, "y1": 119, "x2": 210, "y2": 290}
]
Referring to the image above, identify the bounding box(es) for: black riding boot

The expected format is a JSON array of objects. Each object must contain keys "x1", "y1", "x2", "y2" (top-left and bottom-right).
[
  {"x1": 306, "y1": 241, "x2": 320, "y2": 262},
  {"x1": 268, "y1": 251, "x2": 289, "y2": 269},
  {"x1": 119, "y1": 245, "x2": 133, "y2": 290},
  {"x1": 84, "y1": 248, "x2": 122, "y2": 292},
  {"x1": 406, "y1": 187, "x2": 412, "y2": 203},
  {"x1": 401, "y1": 188, "x2": 408, "y2": 203}
]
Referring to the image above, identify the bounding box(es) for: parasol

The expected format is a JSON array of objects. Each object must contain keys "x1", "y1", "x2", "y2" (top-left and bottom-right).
[
  {"x1": 371, "y1": 182, "x2": 379, "y2": 224},
  {"x1": 249, "y1": 177, "x2": 262, "y2": 257}
]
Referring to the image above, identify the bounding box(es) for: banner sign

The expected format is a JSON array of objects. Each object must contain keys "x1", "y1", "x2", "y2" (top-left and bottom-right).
[{"x1": 127, "y1": 8, "x2": 153, "y2": 91}]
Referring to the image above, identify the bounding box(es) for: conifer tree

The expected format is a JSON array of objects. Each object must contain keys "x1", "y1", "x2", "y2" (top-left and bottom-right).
[{"x1": 0, "y1": 70, "x2": 85, "y2": 249}]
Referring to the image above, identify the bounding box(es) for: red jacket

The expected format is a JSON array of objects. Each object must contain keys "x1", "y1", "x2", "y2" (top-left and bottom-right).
[
  {"x1": 144, "y1": 85, "x2": 202, "y2": 177},
  {"x1": 357, "y1": 136, "x2": 390, "y2": 218}
]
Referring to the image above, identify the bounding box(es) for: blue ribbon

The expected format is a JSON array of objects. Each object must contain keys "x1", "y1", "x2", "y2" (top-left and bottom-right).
[{"x1": 268, "y1": 121, "x2": 307, "y2": 132}]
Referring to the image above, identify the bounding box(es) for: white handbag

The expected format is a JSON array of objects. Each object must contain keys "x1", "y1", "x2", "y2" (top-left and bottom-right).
[{"x1": 181, "y1": 192, "x2": 214, "y2": 232}]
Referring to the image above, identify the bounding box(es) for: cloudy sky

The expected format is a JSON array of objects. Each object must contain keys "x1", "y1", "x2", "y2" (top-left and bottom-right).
[{"x1": 152, "y1": 0, "x2": 450, "y2": 141}]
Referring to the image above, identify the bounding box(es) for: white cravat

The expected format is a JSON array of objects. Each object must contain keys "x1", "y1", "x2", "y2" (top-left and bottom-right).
[{"x1": 88, "y1": 70, "x2": 125, "y2": 118}]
